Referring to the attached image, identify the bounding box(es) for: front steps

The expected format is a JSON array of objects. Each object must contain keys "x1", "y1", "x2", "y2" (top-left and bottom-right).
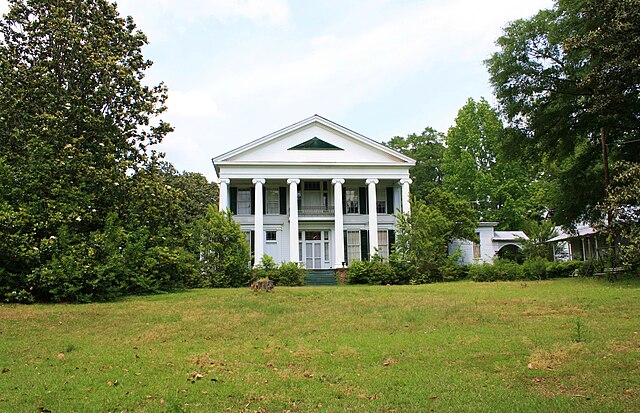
[{"x1": 305, "y1": 269, "x2": 337, "y2": 286}]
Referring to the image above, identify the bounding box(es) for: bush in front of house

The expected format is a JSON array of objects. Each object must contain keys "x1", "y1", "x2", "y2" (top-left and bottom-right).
[
  {"x1": 469, "y1": 258, "x2": 524, "y2": 282},
  {"x1": 522, "y1": 256, "x2": 549, "y2": 280},
  {"x1": 546, "y1": 260, "x2": 587, "y2": 278},
  {"x1": 274, "y1": 262, "x2": 306, "y2": 286}
]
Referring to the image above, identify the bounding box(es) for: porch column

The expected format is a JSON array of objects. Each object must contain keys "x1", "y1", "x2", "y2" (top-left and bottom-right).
[
  {"x1": 399, "y1": 178, "x2": 412, "y2": 214},
  {"x1": 332, "y1": 178, "x2": 345, "y2": 267},
  {"x1": 253, "y1": 178, "x2": 265, "y2": 265},
  {"x1": 287, "y1": 178, "x2": 300, "y2": 265},
  {"x1": 218, "y1": 178, "x2": 230, "y2": 212},
  {"x1": 366, "y1": 178, "x2": 379, "y2": 257}
]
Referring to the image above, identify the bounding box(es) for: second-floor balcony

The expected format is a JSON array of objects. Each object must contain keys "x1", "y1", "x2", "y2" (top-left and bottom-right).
[{"x1": 298, "y1": 205, "x2": 335, "y2": 216}]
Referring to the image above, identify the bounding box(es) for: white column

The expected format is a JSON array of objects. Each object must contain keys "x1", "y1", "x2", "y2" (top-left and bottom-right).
[
  {"x1": 399, "y1": 178, "x2": 412, "y2": 214},
  {"x1": 218, "y1": 178, "x2": 230, "y2": 212},
  {"x1": 287, "y1": 178, "x2": 300, "y2": 265},
  {"x1": 366, "y1": 178, "x2": 379, "y2": 257},
  {"x1": 253, "y1": 178, "x2": 265, "y2": 265},
  {"x1": 332, "y1": 178, "x2": 345, "y2": 267}
]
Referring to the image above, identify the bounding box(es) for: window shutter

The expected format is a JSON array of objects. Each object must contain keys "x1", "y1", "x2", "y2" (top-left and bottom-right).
[
  {"x1": 279, "y1": 187, "x2": 287, "y2": 215},
  {"x1": 386, "y1": 187, "x2": 394, "y2": 214},
  {"x1": 343, "y1": 230, "x2": 348, "y2": 265},
  {"x1": 250, "y1": 230, "x2": 255, "y2": 266},
  {"x1": 389, "y1": 230, "x2": 396, "y2": 254},
  {"x1": 360, "y1": 229, "x2": 369, "y2": 261},
  {"x1": 359, "y1": 187, "x2": 368, "y2": 215},
  {"x1": 250, "y1": 187, "x2": 255, "y2": 215},
  {"x1": 263, "y1": 187, "x2": 266, "y2": 212},
  {"x1": 342, "y1": 187, "x2": 346, "y2": 214},
  {"x1": 230, "y1": 187, "x2": 238, "y2": 214}
]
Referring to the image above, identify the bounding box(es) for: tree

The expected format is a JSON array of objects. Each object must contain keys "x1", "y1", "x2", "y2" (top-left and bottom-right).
[
  {"x1": 385, "y1": 127, "x2": 446, "y2": 199},
  {"x1": 392, "y1": 194, "x2": 477, "y2": 282},
  {"x1": 0, "y1": 0, "x2": 175, "y2": 301},
  {"x1": 194, "y1": 207, "x2": 250, "y2": 288},
  {"x1": 598, "y1": 161, "x2": 640, "y2": 272},
  {"x1": 486, "y1": 0, "x2": 640, "y2": 226},
  {"x1": 442, "y1": 97, "x2": 535, "y2": 229}
]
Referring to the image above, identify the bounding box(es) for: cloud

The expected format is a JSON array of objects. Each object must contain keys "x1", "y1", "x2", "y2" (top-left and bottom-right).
[
  {"x1": 167, "y1": 89, "x2": 219, "y2": 118},
  {"x1": 0, "y1": 0, "x2": 9, "y2": 15}
]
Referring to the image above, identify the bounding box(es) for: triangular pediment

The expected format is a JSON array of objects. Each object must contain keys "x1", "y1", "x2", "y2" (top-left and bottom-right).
[
  {"x1": 212, "y1": 115, "x2": 415, "y2": 167},
  {"x1": 288, "y1": 137, "x2": 343, "y2": 151}
]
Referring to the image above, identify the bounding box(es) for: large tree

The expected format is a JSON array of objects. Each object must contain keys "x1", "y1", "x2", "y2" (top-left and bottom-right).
[
  {"x1": 385, "y1": 127, "x2": 446, "y2": 199},
  {"x1": 442, "y1": 97, "x2": 535, "y2": 229},
  {"x1": 486, "y1": 0, "x2": 640, "y2": 226},
  {"x1": 0, "y1": 0, "x2": 177, "y2": 301}
]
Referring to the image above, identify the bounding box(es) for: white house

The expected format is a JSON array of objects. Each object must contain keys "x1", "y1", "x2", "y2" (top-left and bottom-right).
[
  {"x1": 212, "y1": 115, "x2": 415, "y2": 270},
  {"x1": 449, "y1": 222, "x2": 528, "y2": 265},
  {"x1": 548, "y1": 223, "x2": 606, "y2": 262}
]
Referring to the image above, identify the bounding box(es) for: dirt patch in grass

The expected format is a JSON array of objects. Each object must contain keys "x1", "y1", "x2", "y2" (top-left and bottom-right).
[{"x1": 527, "y1": 342, "x2": 584, "y2": 370}]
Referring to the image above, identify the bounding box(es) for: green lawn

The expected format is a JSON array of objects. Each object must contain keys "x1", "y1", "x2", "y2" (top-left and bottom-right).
[{"x1": 1, "y1": 278, "x2": 639, "y2": 412}]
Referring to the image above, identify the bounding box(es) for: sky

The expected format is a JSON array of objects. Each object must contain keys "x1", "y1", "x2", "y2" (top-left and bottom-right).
[{"x1": 0, "y1": 0, "x2": 554, "y2": 181}]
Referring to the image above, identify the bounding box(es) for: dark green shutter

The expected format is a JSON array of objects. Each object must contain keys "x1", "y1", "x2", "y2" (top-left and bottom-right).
[
  {"x1": 386, "y1": 187, "x2": 394, "y2": 214},
  {"x1": 250, "y1": 230, "x2": 255, "y2": 266},
  {"x1": 250, "y1": 187, "x2": 255, "y2": 215},
  {"x1": 359, "y1": 187, "x2": 368, "y2": 215},
  {"x1": 389, "y1": 230, "x2": 396, "y2": 254},
  {"x1": 343, "y1": 230, "x2": 348, "y2": 265},
  {"x1": 230, "y1": 187, "x2": 238, "y2": 214},
  {"x1": 360, "y1": 230, "x2": 369, "y2": 261},
  {"x1": 279, "y1": 187, "x2": 287, "y2": 215},
  {"x1": 263, "y1": 187, "x2": 266, "y2": 213}
]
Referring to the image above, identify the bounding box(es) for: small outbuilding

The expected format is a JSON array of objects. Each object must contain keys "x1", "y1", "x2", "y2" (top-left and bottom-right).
[{"x1": 449, "y1": 222, "x2": 528, "y2": 265}]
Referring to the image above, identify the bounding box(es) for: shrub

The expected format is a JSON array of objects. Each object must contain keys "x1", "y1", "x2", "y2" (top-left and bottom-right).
[
  {"x1": 346, "y1": 260, "x2": 368, "y2": 284},
  {"x1": 365, "y1": 260, "x2": 397, "y2": 285},
  {"x1": 469, "y1": 259, "x2": 523, "y2": 282},
  {"x1": 275, "y1": 262, "x2": 305, "y2": 286},
  {"x1": 522, "y1": 257, "x2": 549, "y2": 280},
  {"x1": 546, "y1": 260, "x2": 587, "y2": 278},
  {"x1": 253, "y1": 254, "x2": 278, "y2": 282}
]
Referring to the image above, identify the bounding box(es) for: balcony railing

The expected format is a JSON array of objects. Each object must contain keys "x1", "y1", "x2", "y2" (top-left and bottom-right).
[{"x1": 298, "y1": 205, "x2": 335, "y2": 216}]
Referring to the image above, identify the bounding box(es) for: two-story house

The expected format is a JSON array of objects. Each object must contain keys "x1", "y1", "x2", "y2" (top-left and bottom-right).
[{"x1": 212, "y1": 115, "x2": 415, "y2": 270}]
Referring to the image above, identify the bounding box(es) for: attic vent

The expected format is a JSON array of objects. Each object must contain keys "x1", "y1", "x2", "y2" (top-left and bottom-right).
[{"x1": 288, "y1": 137, "x2": 343, "y2": 151}]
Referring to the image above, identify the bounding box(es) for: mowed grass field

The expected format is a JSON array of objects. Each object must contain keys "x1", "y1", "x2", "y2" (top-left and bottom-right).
[{"x1": 1, "y1": 279, "x2": 639, "y2": 412}]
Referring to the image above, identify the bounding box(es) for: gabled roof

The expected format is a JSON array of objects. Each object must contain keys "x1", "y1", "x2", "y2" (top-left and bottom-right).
[
  {"x1": 548, "y1": 223, "x2": 597, "y2": 242},
  {"x1": 212, "y1": 115, "x2": 415, "y2": 177}
]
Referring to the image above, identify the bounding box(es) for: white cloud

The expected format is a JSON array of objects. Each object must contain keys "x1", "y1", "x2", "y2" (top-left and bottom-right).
[
  {"x1": 167, "y1": 89, "x2": 219, "y2": 118},
  {"x1": 0, "y1": 0, "x2": 9, "y2": 15}
]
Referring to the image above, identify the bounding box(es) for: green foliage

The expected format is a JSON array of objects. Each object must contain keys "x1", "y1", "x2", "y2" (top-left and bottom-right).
[
  {"x1": 253, "y1": 254, "x2": 278, "y2": 282},
  {"x1": 0, "y1": 1, "x2": 219, "y2": 302},
  {"x1": 522, "y1": 257, "x2": 549, "y2": 280},
  {"x1": 273, "y1": 262, "x2": 305, "y2": 287},
  {"x1": 469, "y1": 259, "x2": 524, "y2": 282},
  {"x1": 486, "y1": 0, "x2": 640, "y2": 226},
  {"x1": 546, "y1": 260, "x2": 587, "y2": 278},
  {"x1": 520, "y1": 219, "x2": 558, "y2": 260},
  {"x1": 393, "y1": 196, "x2": 476, "y2": 282},
  {"x1": 385, "y1": 128, "x2": 446, "y2": 199},
  {"x1": 345, "y1": 258, "x2": 398, "y2": 285},
  {"x1": 193, "y1": 207, "x2": 250, "y2": 288},
  {"x1": 442, "y1": 97, "x2": 536, "y2": 229}
]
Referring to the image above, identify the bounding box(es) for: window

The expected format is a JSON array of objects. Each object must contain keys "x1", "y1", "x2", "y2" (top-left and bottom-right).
[
  {"x1": 376, "y1": 200, "x2": 386, "y2": 214},
  {"x1": 266, "y1": 189, "x2": 279, "y2": 215},
  {"x1": 378, "y1": 230, "x2": 389, "y2": 260},
  {"x1": 266, "y1": 231, "x2": 277, "y2": 241},
  {"x1": 237, "y1": 189, "x2": 251, "y2": 215},
  {"x1": 347, "y1": 230, "x2": 361, "y2": 262},
  {"x1": 304, "y1": 181, "x2": 320, "y2": 191},
  {"x1": 345, "y1": 189, "x2": 359, "y2": 214},
  {"x1": 323, "y1": 231, "x2": 330, "y2": 263},
  {"x1": 473, "y1": 234, "x2": 481, "y2": 259}
]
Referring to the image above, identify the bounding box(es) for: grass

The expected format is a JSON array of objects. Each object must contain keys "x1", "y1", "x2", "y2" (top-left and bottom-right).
[{"x1": 1, "y1": 278, "x2": 639, "y2": 412}]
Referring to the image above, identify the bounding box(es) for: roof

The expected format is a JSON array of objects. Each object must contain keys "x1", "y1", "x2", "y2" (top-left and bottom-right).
[
  {"x1": 493, "y1": 231, "x2": 528, "y2": 242},
  {"x1": 548, "y1": 223, "x2": 598, "y2": 243},
  {"x1": 211, "y1": 115, "x2": 416, "y2": 178}
]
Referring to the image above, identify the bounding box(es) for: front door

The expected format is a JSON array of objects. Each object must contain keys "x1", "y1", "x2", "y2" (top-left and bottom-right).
[{"x1": 304, "y1": 231, "x2": 322, "y2": 269}]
